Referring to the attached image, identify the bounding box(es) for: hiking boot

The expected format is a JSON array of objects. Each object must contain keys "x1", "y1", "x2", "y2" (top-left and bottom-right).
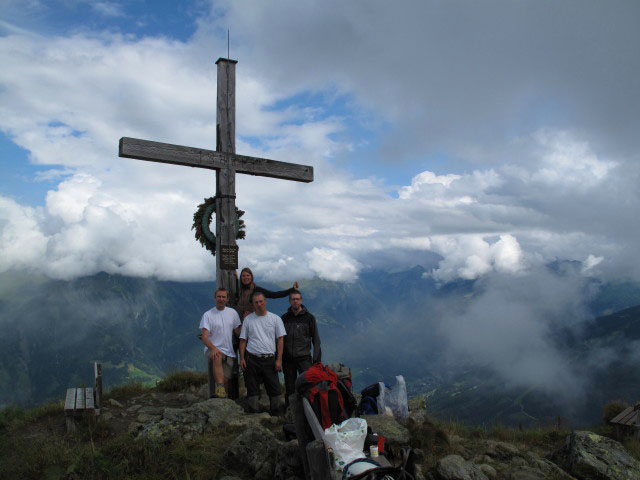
[
  {"x1": 215, "y1": 385, "x2": 227, "y2": 398},
  {"x1": 269, "y1": 395, "x2": 284, "y2": 416},
  {"x1": 247, "y1": 395, "x2": 259, "y2": 413}
]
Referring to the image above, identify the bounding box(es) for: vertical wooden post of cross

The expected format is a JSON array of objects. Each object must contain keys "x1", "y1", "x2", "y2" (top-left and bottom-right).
[{"x1": 215, "y1": 58, "x2": 239, "y2": 305}]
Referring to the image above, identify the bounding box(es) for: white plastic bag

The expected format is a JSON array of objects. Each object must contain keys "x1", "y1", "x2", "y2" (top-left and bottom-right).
[
  {"x1": 385, "y1": 375, "x2": 409, "y2": 420},
  {"x1": 323, "y1": 417, "x2": 367, "y2": 470}
]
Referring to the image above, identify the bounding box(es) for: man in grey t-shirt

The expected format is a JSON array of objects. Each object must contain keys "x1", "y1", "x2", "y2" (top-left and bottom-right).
[{"x1": 239, "y1": 291, "x2": 286, "y2": 415}]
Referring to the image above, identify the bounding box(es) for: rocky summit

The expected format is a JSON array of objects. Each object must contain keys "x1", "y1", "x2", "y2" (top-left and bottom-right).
[{"x1": 3, "y1": 378, "x2": 640, "y2": 480}]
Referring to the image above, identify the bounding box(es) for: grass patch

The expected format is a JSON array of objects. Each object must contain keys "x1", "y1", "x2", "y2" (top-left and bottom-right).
[
  {"x1": 103, "y1": 382, "x2": 151, "y2": 401},
  {"x1": 484, "y1": 423, "x2": 568, "y2": 448},
  {"x1": 408, "y1": 413, "x2": 572, "y2": 472},
  {"x1": 406, "y1": 415, "x2": 455, "y2": 468},
  {"x1": 0, "y1": 400, "x2": 64, "y2": 432},
  {"x1": 1, "y1": 423, "x2": 245, "y2": 480},
  {"x1": 126, "y1": 363, "x2": 161, "y2": 386},
  {"x1": 623, "y1": 438, "x2": 640, "y2": 462},
  {"x1": 157, "y1": 371, "x2": 208, "y2": 392},
  {"x1": 603, "y1": 399, "x2": 629, "y2": 424},
  {"x1": 428, "y1": 417, "x2": 569, "y2": 448}
]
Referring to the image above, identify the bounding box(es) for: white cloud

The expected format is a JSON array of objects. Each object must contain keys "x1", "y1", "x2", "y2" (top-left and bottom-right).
[
  {"x1": 91, "y1": 2, "x2": 124, "y2": 18},
  {"x1": 439, "y1": 268, "x2": 590, "y2": 399},
  {"x1": 427, "y1": 234, "x2": 524, "y2": 282},
  {"x1": 45, "y1": 173, "x2": 102, "y2": 224},
  {"x1": 306, "y1": 248, "x2": 361, "y2": 282},
  {"x1": 398, "y1": 171, "x2": 462, "y2": 200},
  {"x1": 0, "y1": 4, "x2": 639, "y2": 285},
  {"x1": 0, "y1": 197, "x2": 47, "y2": 272},
  {"x1": 582, "y1": 254, "x2": 604, "y2": 274}
]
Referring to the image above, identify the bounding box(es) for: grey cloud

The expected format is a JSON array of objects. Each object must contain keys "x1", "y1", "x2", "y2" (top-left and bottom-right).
[{"x1": 217, "y1": 0, "x2": 640, "y2": 164}]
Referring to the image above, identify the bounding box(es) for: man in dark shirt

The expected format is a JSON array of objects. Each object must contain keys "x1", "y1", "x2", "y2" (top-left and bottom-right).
[{"x1": 281, "y1": 290, "x2": 321, "y2": 408}]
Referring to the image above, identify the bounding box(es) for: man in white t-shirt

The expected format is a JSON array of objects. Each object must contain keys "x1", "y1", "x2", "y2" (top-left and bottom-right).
[
  {"x1": 199, "y1": 287, "x2": 241, "y2": 399},
  {"x1": 239, "y1": 291, "x2": 286, "y2": 415}
]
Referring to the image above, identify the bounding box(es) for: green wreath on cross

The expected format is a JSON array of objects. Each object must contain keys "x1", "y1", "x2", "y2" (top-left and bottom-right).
[{"x1": 192, "y1": 197, "x2": 246, "y2": 255}]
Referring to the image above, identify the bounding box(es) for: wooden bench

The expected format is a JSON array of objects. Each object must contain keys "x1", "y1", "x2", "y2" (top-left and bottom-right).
[{"x1": 64, "y1": 362, "x2": 102, "y2": 432}]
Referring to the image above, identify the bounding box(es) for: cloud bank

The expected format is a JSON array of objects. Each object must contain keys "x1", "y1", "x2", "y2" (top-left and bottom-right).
[{"x1": 1, "y1": 1, "x2": 639, "y2": 285}]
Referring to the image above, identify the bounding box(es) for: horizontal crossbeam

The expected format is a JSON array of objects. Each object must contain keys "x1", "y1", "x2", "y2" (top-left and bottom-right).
[{"x1": 119, "y1": 137, "x2": 313, "y2": 183}]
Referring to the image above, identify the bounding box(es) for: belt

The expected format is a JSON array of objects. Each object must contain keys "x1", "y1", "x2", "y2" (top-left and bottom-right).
[{"x1": 248, "y1": 352, "x2": 275, "y2": 358}]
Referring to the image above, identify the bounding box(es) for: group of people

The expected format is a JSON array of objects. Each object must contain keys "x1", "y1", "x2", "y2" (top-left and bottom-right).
[{"x1": 199, "y1": 267, "x2": 321, "y2": 415}]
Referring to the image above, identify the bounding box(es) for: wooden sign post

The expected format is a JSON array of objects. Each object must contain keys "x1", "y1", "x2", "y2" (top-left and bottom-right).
[{"x1": 119, "y1": 58, "x2": 314, "y2": 303}]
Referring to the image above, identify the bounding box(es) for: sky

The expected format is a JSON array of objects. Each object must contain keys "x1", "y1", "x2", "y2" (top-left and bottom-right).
[{"x1": 1, "y1": 0, "x2": 639, "y2": 284}]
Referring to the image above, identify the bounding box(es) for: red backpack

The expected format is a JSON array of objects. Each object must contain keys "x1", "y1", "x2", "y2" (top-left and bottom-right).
[{"x1": 296, "y1": 363, "x2": 348, "y2": 429}]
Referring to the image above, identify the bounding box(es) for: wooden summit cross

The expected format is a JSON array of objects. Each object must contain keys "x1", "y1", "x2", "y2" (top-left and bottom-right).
[{"x1": 119, "y1": 58, "x2": 313, "y2": 303}]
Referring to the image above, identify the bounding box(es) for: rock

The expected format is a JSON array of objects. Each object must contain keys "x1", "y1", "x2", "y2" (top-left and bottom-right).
[
  {"x1": 529, "y1": 458, "x2": 572, "y2": 479},
  {"x1": 127, "y1": 422, "x2": 144, "y2": 434},
  {"x1": 472, "y1": 455, "x2": 493, "y2": 464},
  {"x1": 183, "y1": 393, "x2": 200, "y2": 404},
  {"x1": 127, "y1": 404, "x2": 142, "y2": 413},
  {"x1": 139, "y1": 420, "x2": 179, "y2": 439},
  {"x1": 198, "y1": 383, "x2": 209, "y2": 399},
  {"x1": 108, "y1": 398, "x2": 123, "y2": 408},
  {"x1": 194, "y1": 398, "x2": 271, "y2": 428},
  {"x1": 551, "y1": 430, "x2": 640, "y2": 480},
  {"x1": 273, "y1": 439, "x2": 304, "y2": 480},
  {"x1": 101, "y1": 412, "x2": 114, "y2": 421},
  {"x1": 224, "y1": 425, "x2": 278, "y2": 480},
  {"x1": 482, "y1": 440, "x2": 521, "y2": 460},
  {"x1": 435, "y1": 454, "x2": 489, "y2": 480},
  {"x1": 137, "y1": 397, "x2": 272, "y2": 439},
  {"x1": 195, "y1": 398, "x2": 244, "y2": 422},
  {"x1": 505, "y1": 467, "x2": 545, "y2": 480},
  {"x1": 137, "y1": 413, "x2": 162, "y2": 423},
  {"x1": 138, "y1": 405, "x2": 164, "y2": 415},
  {"x1": 163, "y1": 407, "x2": 207, "y2": 432},
  {"x1": 361, "y1": 414, "x2": 410, "y2": 445},
  {"x1": 478, "y1": 464, "x2": 496, "y2": 479},
  {"x1": 414, "y1": 463, "x2": 427, "y2": 480}
]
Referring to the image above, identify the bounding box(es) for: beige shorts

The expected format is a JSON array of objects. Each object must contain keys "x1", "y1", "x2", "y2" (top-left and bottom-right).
[{"x1": 206, "y1": 351, "x2": 237, "y2": 379}]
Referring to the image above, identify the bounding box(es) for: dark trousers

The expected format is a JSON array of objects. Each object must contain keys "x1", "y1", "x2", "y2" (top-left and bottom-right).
[
  {"x1": 283, "y1": 355, "x2": 312, "y2": 405},
  {"x1": 245, "y1": 353, "x2": 281, "y2": 398}
]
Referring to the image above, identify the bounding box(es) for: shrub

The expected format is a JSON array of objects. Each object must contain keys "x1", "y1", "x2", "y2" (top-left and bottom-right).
[
  {"x1": 104, "y1": 382, "x2": 150, "y2": 400},
  {"x1": 603, "y1": 399, "x2": 629, "y2": 424},
  {"x1": 157, "y1": 370, "x2": 208, "y2": 392},
  {"x1": 0, "y1": 400, "x2": 63, "y2": 432}
]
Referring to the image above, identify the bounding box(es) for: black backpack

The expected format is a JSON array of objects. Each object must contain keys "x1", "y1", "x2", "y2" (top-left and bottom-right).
[{"x1": 358, "y1": 382, "x2": 389, "y2": 415}]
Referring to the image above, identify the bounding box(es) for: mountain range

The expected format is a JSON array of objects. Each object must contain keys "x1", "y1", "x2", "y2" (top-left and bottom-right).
[{"x1": 2, "y1": 266, "x2": 640, "y2": 427}]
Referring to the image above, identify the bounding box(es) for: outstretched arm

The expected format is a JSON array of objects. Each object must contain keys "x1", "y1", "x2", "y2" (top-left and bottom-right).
[{"x1": 255, "y1": 284, "x2": 296, "y2": 299}]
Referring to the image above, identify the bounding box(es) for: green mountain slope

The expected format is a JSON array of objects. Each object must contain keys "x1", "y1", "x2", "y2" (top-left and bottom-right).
[{"x1": 3, "y1": 268, "x2": 640, "y2": 428}]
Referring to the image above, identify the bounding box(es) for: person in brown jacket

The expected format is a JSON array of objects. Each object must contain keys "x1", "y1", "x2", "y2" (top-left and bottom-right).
[{"x1": 235, "y1": 267, "x2": 299, "y2": 320}]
